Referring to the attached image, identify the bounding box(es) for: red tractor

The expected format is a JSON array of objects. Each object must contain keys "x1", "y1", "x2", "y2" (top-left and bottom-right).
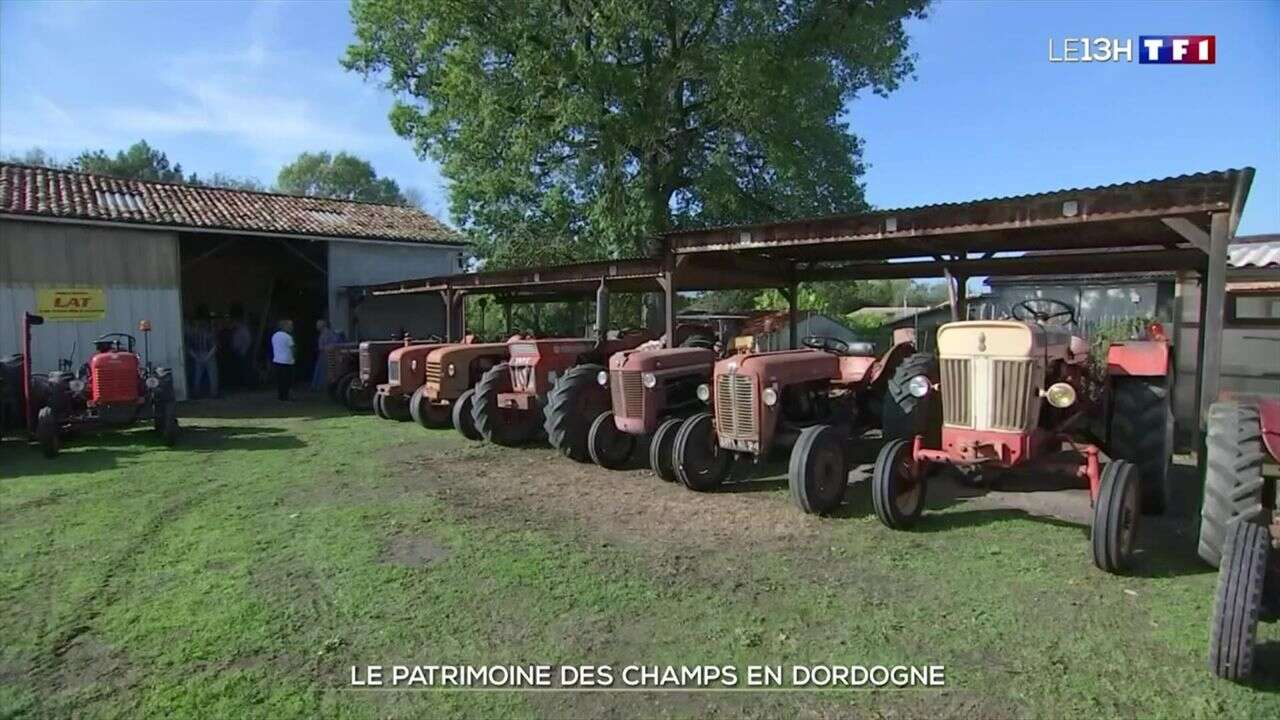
[
  {"x1": 674, "y1": 332, "x2": 923, "y2": 513},
  {"x1": 22, "y1": 312, "x2": 179, "y2": 458},
  {"x1": 870, "y1": 299, "x2": 1174, "y2": 574},
  {"x1": 470, "y1": 330, "x2": 655, "y2": 458},
  {"x1": 340, "y1": 337, "x2": 435, "y2": 412},
  {"x1": 1199, "y1": 397, "x2": 1280, "y2": 681},
  {"x1": 372, "y1": 340, "x2": 456, "y2": 422},
  {"x1": 587, "y1": 325, "x2": 720, "y2": 475}
]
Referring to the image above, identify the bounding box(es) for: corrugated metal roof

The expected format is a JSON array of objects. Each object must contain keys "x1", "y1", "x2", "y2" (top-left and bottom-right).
[
  {"x1": 0, "y1": 163, "x2": 464, "y2": 245},
  {"x1": 1229, "y1": 235, "x2": 1280, "y2": 268}
]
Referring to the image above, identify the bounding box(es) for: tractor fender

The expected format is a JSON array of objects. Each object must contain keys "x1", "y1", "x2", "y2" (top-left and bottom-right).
[
  {"x1": 1106, "y1": 340, "x2": 1170, "y2": 377},
  {"x1": 1254, "y1": 397, "x2": 1280, "y2": 464}
]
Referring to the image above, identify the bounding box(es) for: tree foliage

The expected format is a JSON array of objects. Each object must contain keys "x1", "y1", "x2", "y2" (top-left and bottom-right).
[
  {"x1": 345, "y1": 0, "x2": 929, "y2": 268},
  {"x1": 276, "y1": 151, "x2": 408, "y2": 204},
  {"x1": 73, "y1": 140, "x2": 188, "y2": 182}
]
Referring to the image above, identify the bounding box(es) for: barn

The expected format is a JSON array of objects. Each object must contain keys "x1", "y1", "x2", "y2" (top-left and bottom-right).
[{"x1": 0, "y1": 163, "x2": 467, "y2": 399}]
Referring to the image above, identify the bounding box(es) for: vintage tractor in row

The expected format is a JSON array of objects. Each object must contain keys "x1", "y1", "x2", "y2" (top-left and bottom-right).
[
  {"x1": 586, "y1": 325, "x2": 720, "y2": 475},
  {"x1": 21, "y1": 312, "x2": 179, "y2": 457},
  {"x1": 673, "y1": 330, "x2": 923, "y2": 512},
  {"x1": 421, "y1": 341, "x2": 511, "y2": 439},
  {"x1": 340, "y1": 336, "x2": 437, "y2": 412},
  {"x1": 868, "y1": 299, "x2": 1174, "y2": 574},
  {"x1": 372, "y1": 340, "x2": 454, "y2": 422},
  {"x1": 324, "y1": 343, "x2": 360, "y2": 403},
  {"x1": 1198, "y1": 399, "x2": 1279, "y2": 681}
]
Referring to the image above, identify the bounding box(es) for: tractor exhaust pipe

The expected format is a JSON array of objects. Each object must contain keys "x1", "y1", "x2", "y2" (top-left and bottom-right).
[{"x1": 595, "y1": 281, "x2": 609, "y2": 344}]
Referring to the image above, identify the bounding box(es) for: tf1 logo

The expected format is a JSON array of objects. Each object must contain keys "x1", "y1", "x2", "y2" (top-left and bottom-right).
[{"x1": 1048, "y1": 36, "x2": 1215, "y2": 64}]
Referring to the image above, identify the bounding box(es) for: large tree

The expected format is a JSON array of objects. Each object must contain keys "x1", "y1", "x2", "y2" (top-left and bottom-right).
[
  {"x1": 345, "y1": 0, "x2": 929, "y2": 268},
  {"x1": 276, "y1": 151, "x2": 408, "y2": 204}
]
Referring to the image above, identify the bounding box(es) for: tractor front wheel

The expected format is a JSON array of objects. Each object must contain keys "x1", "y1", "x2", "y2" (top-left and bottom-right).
[
  {"x1": 1091, "y1": 460, "x2": 1140, "y2": 574},
  {"x1": 648, "y1": 417, "x2": 683, "y2": 482},
  {"x1": 452, "y1": 389, "x2": 482, "y2": 441},
  {"x1": 1209, "y1": 520, "x2": 1270, "y2": 681},
  {"x1": 673, "y1": 412, "x2": 732, "y2": 492},
  {"x1": 472, "y1": 363, "x2": 541, "y2": 446},
  {"x1": 789, "y1": 425, "x2": 849, "y2": 515},
  {"x1": 1109, "y1": 377, "x2": 1173, "y2": 515},
  {"x1": 587, "y1": 411, "x2": 635, "y2": 469},
  {"x1": 37, "y1": 406, "x2": 60, "y2": 458},
  {"x1": 333, "y1": 371, "x2": 358, "y2": 406},
  {"x1": 872, "y1": 438, "x2": 927, "y2": 529},
  {"x1": 409, "y1": 386, "x2": 452, "y2": 429},
  {"x1": 1198, "y1": 402, "x2": 1266, "y2": 567},
  {"x1": 344, "y1": 377, "x2": 375, "y2": 413},
  {"x1": 383, "y1": 394, "x2": 413, "y2": 422},
  {"x1": 544, "y1": 364, "x2": 611, "y2": 463},
  {"x1": 372, "y1": 391, "x2": 388, "y2": 419}
]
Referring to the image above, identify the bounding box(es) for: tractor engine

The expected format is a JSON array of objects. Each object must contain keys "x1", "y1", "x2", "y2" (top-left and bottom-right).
[{"x1": 89, "y1": 350, "x2": 140, "y2": 404}]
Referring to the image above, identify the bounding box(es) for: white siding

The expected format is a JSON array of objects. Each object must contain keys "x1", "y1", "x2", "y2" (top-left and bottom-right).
[{"x1": 327, "y1": 241, "x2": 463, "y2": 340}]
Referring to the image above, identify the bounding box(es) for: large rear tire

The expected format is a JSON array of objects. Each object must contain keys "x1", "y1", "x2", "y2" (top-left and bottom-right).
[
  {"x1": 673, "y1": 412, "x2": 732, "y2": 491},
  {"x1": 882, "y1": 353, "x2": 941, "y2": 444},
  {"x1": 544, "y1": 364, "x2": 610, "y2": 463},
  {"x1": 472, "y1": 363, "x2": 540, "y2": 446},
  {"x1": 1109, "y1": 377, "x2": 1174, "y2": 515},
  {"x1": 452, "y1": 389, "x2": 482, "y2": 441},
  {"x1": 648, "y1": 417, "x2": 683, "y2": 482},
  {"x1": 789, "y1": 425, "x2": 849, "y2": 515},
  {"x1": 872, "y1": 438, "x2": 926, "y2": 529},
  {"x1": 1198, "y1": 402, "x2": 1266, "y2": 567},
  {"x1": 37, "y1": 406, "x2": 60, "y2": 458},
  {"x1": 587, "y1": 411, "x2": 635, "y2": 469},
  {"x1": 1091, "y1": 460, "x2": 1140, "y2": 574},
  {"x1": 1209, "y1": 521, "x2": 1269, "y2": 681}
]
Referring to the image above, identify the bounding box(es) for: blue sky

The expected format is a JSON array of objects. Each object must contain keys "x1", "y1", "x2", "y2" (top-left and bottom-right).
[{"x1": 1, "y1": 0, "x2": 1276, "y2": 234}]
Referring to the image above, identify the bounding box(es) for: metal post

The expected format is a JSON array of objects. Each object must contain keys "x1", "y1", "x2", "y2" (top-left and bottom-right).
[
  {"x1": 503, "y1": 303, "x2": 513, "y2": 337},
  {"x1": 786, "y1": 281, "x2": 799, "y2": 349},
  {"x1": 595, "y1": 280, "x2": 609, "y2": 343},
  {"x1": 1197, "y1": 212, "x2": 1231, "y2": 429},
  {"x1": 441, "y1": 290, "x2": 455, "y2": 342},
  {"x1": 658, "y1": 272, "x2": 675, "y2": 349}
]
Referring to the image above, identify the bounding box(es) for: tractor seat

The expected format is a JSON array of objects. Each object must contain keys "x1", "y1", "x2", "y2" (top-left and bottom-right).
[{"x1": 845, "y1": 341, "x2": 876, "y2": 357}]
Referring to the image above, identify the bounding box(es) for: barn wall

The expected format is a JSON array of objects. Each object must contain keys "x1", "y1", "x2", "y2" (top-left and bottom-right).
[
  {"x1": 327, "y1": 241, "x2": 462, "y2": 340},
  {"x1": 0, "y1": 219, "x2": 188, "y2": 399}
]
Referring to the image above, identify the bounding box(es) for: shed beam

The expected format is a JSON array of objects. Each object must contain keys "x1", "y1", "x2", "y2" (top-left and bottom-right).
[
  {"x1": 1161, "y1": 217, "x2": 1210, "y2": 253},
  {"x1": 1196, "y1": 212, "x2": 1231, "y2": 430}
]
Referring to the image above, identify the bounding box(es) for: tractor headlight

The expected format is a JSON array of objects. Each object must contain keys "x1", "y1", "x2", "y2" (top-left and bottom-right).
[
  {"x1": 762, "y1": 387, "x2": 779, "y2": 407},
  {"x1": 447, "y1": 362, "x2": 457, "y2": 377},
  {"x1": 69, "y1": 379, "x2": 86, "y2": 393},
  {"x1": 641, "y1": 372, "x2": 657, "y2": 389},
  {"x1": 907, "y1": 374, "x2": 931, "y2": 398},
  {"x1": 1045, "y1": 382, "x2": 1077, "y2": 409},
  {"x1": 597, "y1": 370, "x2": 609, "y2": 386},
  {"x1": 145, "y1": 376, "x2": 161, "y2": 389},
  {"x1": 696, "y1": 383, "x2": 710, "y2": 402}
]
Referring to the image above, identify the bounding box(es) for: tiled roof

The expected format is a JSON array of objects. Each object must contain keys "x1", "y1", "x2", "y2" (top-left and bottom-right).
[{"x1": 0, "y1": 163, "x2": 464, "y2": 245}]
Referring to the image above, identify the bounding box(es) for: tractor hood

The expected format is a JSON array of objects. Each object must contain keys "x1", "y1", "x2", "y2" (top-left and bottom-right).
[
  {"x1": 936, "y1": 320, "x2": 1071, "y2": 359},
  {"x1": 713, "y1": 349, "x2": 838, "y2": 384},
  {"x1": 610, "y1": 347, "x2": 714, "y2": 373},
  {"x1": 426, "y1": 342, "x2": 509, "y2": 365}
]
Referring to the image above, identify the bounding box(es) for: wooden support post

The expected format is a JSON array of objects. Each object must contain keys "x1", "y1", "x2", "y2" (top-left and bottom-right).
[
  {"x1": 1197, "y1": 212, "x2": 1231, "y2": 430},
  {"x1": 440, "y1": 290, "x2": 454, "y2": 342},
  {"x1": 657, "y1": 271, "x2": 675, "y2": 349},
  {"x1": 503, "y1": 303, "x2": 513, "y2": 337},
  {"x1": 785, "y1": 281, "x2": 799, "y2": 350},
  {"x1": 944, "y1": 267, "x2": 960, "y2": 322}
]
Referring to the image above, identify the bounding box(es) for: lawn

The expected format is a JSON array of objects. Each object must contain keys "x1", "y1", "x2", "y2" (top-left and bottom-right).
[{"x1": 1, "y1": 393, "x2": 1277, "y2": 719}]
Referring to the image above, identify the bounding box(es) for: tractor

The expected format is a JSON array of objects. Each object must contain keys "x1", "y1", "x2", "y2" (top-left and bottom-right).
[
  {"x1": 869, "y1": 298, "x2": 1174, "y2": 575},
  {"x1": 418, "y1": 340, "x2": 511, "y2": 438},
  {"x1": 1198, "y1": 398, "x2": 1280, "y2": 681},
  {"x1": 673, "y1": 331, "x2": 922, "y2": 513},
  {"x1": 21, "y1": 312, "x2": 179, "y2": 457},
  {"x1": 586, "y1": 324, "x2": 722, "y2": 476},
  {"x1": 471, "y1": 330, "x2": 655, "y2": 458},
  {"x1": 340, "y1": 336, "x2": 437, "y2": 412},
  {"x1": 325, "y1": 343, "x2": 360, "y2": 403},
  {"x1": 372, "y1": 339, "x2": 458, "y2": 422}
]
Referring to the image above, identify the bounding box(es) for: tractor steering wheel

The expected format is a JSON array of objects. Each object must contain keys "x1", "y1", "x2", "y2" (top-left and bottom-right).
[
  {"x1": 1010, "y1": 299, "x2": 1076, "y2": 326},
  {"x1": 802, "y1": 335, "x2": 850, "y2": 355},
  {"x1": 94, "y1": 333, "x2": 136, "y2": 353}
]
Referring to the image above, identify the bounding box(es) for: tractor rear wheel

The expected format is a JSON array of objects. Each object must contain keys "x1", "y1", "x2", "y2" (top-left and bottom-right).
[
  {"x1": 882, "y1": 353, "x2": 941, "y2": 444},
  {"x1": 1209, "y1": 520, "x2": 1269, "y2": 681},
  {"x1": 333, "y1": 371, "x2": 358, "y2": 406},
  {"x1": 1198, "y1": 402, "x2": 1266, "y2": 567},
  {"x1": 162, "y1": 413, "x2": 180, "y2": 446},
  {"x1": 344, "y1": 376, "x2": 375, "y2": 413},
  {"x1": 409, "y1": 386, "x2": 452, "y2": 429},
  {"x1": 1091, "y1": 460, "x2": 1141, "y2": 574},
  {"x1": 544, "y1": 364, "x2": 611, "y2": 463},
  {"x1": 452, "y1": 389, "x2": 482, "y2": 441},
  {"x1": 789, "y1": 425, "x2": 849, "y2": 515},
  {"x1": 587, "y1": 411, "x2": 635, "y2": 469},
  {"x1": 37, "y1": 406, "x2": 60, "y2": 458},
  {"x1": 674, "y1": 412, "x2": 732, "y2": 492},
  {"x1": 1109, "y1": 377, "x2": 1173, "y2": 515},
  {"x1": 872, "y1": 438, "x2": 927, "y2": 529},
  {"x1": 472, "y1": 363, "x2": 541, "y2": 446},
  {"x1": 649, "y1": 417, "x2": 683, "y2": 482}
]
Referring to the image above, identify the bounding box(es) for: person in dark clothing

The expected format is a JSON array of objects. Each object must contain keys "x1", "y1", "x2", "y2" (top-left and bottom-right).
[{"x1": 270, "y1": 319, "x2": 296, "y2": 401}]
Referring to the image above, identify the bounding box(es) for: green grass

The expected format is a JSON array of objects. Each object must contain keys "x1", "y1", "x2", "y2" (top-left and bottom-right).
[{"x1": 2, "y1": 394, "x2": 1278, "y2": 719}]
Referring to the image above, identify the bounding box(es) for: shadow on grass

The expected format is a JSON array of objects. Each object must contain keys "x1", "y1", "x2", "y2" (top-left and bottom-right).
[{"x1": 178, "y1": 391, "x2": 351, "y2": 421}]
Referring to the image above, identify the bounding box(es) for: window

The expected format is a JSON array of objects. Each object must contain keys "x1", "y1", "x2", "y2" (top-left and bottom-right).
[{"x1": 1226, "y1": 291, "x2": 1280, "y2": 327}]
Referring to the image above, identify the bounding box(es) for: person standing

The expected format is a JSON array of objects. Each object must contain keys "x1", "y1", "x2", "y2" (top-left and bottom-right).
[
  {"x1": 187, "y1": 317, "x2": 219, "y2": 398},
  {"x1": 311, "y1": 319, "x2": 340, "y2": 392},
  {"x1": 229, "y1": 305, "x2": 254, "y2": 389},
  {"x1": 271, "y1": 319, "x2": 296, "y2": 401}
]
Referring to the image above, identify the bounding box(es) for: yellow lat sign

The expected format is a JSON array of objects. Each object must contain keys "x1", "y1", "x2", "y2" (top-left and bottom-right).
[{"x1": 37, "y1": 288, "x2": 107, "y2": 321}]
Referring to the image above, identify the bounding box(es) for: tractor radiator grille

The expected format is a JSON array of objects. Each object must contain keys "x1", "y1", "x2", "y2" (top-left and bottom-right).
[
  {"x1": 610, "y1": 370, "x2": 645, "y2": 419},
  {"x1": 941, "y1": 359, "x2": 971, "y2": 426},
  {"x1": 715, "y1": 374, "x2": 757, "y2": 440},
  {"x1": 358, "y1": 350, "x2": 371, "y2": 380},
  {"x1": 991, "y1": 359, "x2": 1035, "y2": 431},
  {"x1": 425, "y1": 361, "x2": 442, "y2": 386},
  {"x1": 387, "y1": 360, "x2": 400, "y2": 385}
]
